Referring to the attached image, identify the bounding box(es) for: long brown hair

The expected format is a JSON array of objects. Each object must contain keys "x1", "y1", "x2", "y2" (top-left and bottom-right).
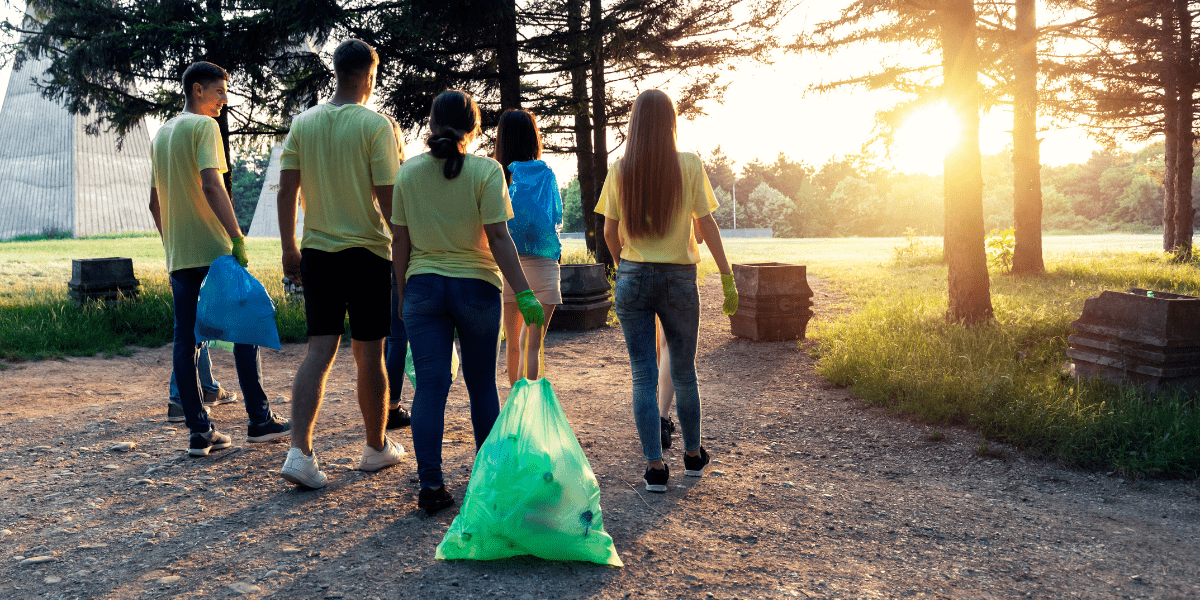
[
  {"x1": 619, "y1": 89, "x2": 682, "y2": 239},
  {"x1": 494, "y1": 109, "x2": 542, "y2": 185}
]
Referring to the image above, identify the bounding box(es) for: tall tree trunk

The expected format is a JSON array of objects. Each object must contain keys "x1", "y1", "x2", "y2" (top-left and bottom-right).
[
  {"x1": 1011, "y1": 0, "x2": 1044, "y2": 274},
  {"x1": 1172, "y1": 0, "x2": 1194, "y2": 257},
  {"x1": 941, "y1": 0, "x2": 993, "y2": 323},
  {"x1": 206, "y1": 0, "x2": 233, "y2": 196},
  {"x1": 496, "y1": 0, "x2": 521, "y2": 109},
  {"x1": 1162, "y1": 3, "x2": 1179, "y2": 251},
  {"x1": 568, "y1": 0, "x2": 596, "y2": 260},
  {"x1": 589, "y1": 0, "x2": 613, "y2": 268}
]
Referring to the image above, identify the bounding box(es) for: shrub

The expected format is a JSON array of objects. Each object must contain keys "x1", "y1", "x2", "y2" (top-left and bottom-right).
[
  {"x1": 986, "y1": 227, "x2": 1015, "y2": 272},
  {"x1": 892, "y1": 228, "x2": 943, "y2": 267}
]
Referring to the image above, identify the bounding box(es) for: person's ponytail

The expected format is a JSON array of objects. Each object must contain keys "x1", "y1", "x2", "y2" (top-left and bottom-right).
[
  {"x1": 428, "y1": 128, "x2": 466, "y2": 179},
  {"x1": 426, "y1": 91, "x2": 481, "y2": 180}
]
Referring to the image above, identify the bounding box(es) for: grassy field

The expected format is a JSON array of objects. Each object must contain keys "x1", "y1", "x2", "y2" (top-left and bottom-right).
[{"x1": 3, "y1": 233, "x2": 1196, "y2": 477}]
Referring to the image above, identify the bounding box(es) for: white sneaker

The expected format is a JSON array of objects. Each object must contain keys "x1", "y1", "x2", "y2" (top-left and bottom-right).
[
  {"x1": 358, "y1": 436, "x2": 407, "y2": 472},
  {"x1": 280, "y1": 447, "x2": 328, "y2": 489}
]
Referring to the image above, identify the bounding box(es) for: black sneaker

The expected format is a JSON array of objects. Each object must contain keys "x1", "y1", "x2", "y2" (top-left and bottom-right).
[
  {"x1": 643, "y1": 464, "x2": 669, "y2": 493},
  {"x1": 660, "y1": 417, "x2": 675, "y2": 449},
  {"x1": 189, "y1": 428, "x2": 232, "y2": 457},
  {"x1": 386, "y1": 406, "x2": 411, "y2": 430},
  {"x1": 684, "y1": 447, "x2": 710, "y2": 477},
  {"x1": 247, "y1": 412, "x2": 291, "y2": 443},
  {"x1": 417, "y1": 486, "x2": 454, "y2": 514}
]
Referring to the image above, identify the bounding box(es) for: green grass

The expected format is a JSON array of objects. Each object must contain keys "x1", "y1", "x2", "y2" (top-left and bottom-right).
[
  {"x1": 809, "y1": 242, "x2": 1199, "y2": 479},
  {"x1": 1, "y1": 237, "x2": 311, "y2": 360}
]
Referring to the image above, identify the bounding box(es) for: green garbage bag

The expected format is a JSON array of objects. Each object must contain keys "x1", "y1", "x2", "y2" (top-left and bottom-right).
[
  {"x1": 435, "y1": 377, "x2": 623, "y2": 566},
  {"x1": 404, "y1": 342, "x2": 459, "y2": 388}
]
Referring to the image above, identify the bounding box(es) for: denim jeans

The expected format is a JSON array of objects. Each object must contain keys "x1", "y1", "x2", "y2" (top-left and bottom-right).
[
  {"x1": 168, "y1": 343, "x2": 220, "y2": 405},
  {"x1": 403, "y1": 274, "x2": 502, "y2": 488},
  {"x1": 170, "y1": 266, "x2": 272, "y2": 434},
  {"x1": 613, "y1": 261, "x2": 703, "y2": 462},
  {"x1": 386, "y1": 272, "x2": 408, "y2": 405}
]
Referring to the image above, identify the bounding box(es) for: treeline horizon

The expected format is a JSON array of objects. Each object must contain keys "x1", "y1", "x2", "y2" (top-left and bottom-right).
[{"x1": 551, "y1": 141, "x2": 1198, "y2": 238}]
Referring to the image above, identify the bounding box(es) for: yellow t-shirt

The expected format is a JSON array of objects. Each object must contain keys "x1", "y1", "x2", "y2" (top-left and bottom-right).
[
  {"x1": 391, "y1": 153, "x2": 514, "y2": 289},
  {"x1": 595, "y1": 151, "x2": 718, "y2": 264},
  {"x1": 280, "y1": 103, "x2": 402, "y2": 260},
  {"x1": 150, "y1": 113, "x2": 231, "y2": 273}
]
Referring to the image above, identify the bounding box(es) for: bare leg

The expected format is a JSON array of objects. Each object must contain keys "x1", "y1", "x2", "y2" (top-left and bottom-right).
[
  {"x1": 520, "y1": 303, "x2": 557, "y2": 380},
  {"x1": 352, "y1": 338, "x2": 387, "y2": 451},
  {"x1": 656, "y1": 319, "x2": 674, "y2": 417},
  {"x1": 290, "y1": 335, "x2": 340, "y2": 455},
  {"x1": 502, "y1": 301, "x2": 523, "y2": 385}
]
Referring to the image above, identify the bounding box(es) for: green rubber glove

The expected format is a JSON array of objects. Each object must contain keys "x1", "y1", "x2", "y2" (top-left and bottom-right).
[
  {"x1": 230, "y1": 236, "x2": 249, "y2": 268},
  {"x1": 721, "y1": 273, "x2": 739, "y2": 316},
  {"x1": 515, "y1": 289, "x2": 545, "y2": 327}
]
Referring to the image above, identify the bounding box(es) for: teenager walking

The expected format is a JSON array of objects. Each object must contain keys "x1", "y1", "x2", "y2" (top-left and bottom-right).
[
  {"x1": 149, "y1": 61, "x2": 290, "y2": 456},
  {"x1": 494, "y1": 109, "x2": 562, "y2": 384},
  {"x1": 276, "y1": 39, "x2": 406, "y2": 489},
  {"x1": 596, "y1": 89, "x2": 739, "y2": 492},
  {"x1": 391, "y1": 90, "x2": 544, "y2": 513}
]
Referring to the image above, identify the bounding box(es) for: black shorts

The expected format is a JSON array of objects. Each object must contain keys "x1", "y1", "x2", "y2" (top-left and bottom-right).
[{"x1": 300, "y1": 247, "x2": 391, "y2": 341}]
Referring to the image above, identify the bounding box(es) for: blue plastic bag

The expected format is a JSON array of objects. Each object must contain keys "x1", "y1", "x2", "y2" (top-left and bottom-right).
[
  {"x1": 507, "y1": 160, "x2": 563, "y2": 260},
  {"x1": 195, "y1": 255, "x2": 281, "y2": 350}
]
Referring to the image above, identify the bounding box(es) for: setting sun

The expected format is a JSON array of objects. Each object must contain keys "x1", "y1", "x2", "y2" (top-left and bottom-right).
[{"x1": 891, "y1": 103, "x2": 961, "y2": 175}]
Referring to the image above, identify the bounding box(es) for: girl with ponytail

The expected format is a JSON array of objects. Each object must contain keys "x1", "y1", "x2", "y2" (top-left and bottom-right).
[
  {"x1": 595, "y1": 89, "x2": 739, "y2": 493},
  {"x1": 390, "y1": 90, "x2": 544, "y2": 514}
]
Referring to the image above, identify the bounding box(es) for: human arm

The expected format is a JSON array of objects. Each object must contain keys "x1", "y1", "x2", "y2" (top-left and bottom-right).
[
  {"x1": 696, "y1": 214, "x2": 729, "y2": 275},
  {"x1": 484, "y1": 221, "x2": 544, "y2": 326},
  {"x1": 277, "y1": 169, "x2": 302, "y2": 284},
  {"x1": 696, "y1": 213, "x2": 738, "y2": 315},
  {"x1": 148, "y1": 188, "x2": 162, "y2": 237},
  {"x1": 391, "y1": 223, "x2": 410, "y2": 319},
  {"x1": 603, "y1": 217, "x2": 622, "y2": 265},
  {"x1": 375, "y1": 185, "x2": 394, "y2": 223},
  {"x1": 693, "y1": 217, "x2": 705, "y2": 245},
  {"x1": 200, "y1": 168, "x2": 247, "y2": 266}
]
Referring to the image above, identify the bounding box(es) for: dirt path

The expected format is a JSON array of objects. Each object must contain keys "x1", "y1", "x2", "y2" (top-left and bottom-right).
[{"x1": 1, "y1": 274, "x2": 1197, "y2": 600}]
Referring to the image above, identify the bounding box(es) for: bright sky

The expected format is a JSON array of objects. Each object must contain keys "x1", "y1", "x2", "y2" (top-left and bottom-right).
[{"x1": 0, "y1": 2, "x2": 1107, "y2": 180}]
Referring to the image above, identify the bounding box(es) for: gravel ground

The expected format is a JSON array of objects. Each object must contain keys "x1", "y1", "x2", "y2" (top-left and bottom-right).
[{"x1": 1, "y1": 274, "x2": 1198, "y2": 600}]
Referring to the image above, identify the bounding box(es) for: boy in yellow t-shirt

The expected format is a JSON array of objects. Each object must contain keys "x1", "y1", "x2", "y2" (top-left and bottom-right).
[
  {"x1": 148, "y1": 61, "x2": 290, "y2": 457},
  {"x1": 276, "y1": 39, "x2": 406, "y2": 489}
]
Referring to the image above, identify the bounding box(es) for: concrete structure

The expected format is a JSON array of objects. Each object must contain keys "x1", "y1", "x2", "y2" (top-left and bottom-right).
[
  {"x1": 246, "y1": 143, "x2": 303, "y2": 239},
  {"x1": 0, "y1": 33, "x2": 156, "y2": 240}
]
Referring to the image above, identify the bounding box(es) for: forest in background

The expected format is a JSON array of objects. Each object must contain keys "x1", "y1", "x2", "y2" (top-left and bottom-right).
[{"x1": 555, "y1": 142, "x2": 1200, "y2": 238}]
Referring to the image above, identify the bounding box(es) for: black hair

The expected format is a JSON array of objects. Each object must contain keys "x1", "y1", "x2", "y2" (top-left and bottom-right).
[
  {"x1": 181, "y1": 62, "x2": 228, "y2": 99},
  {"x1": 332, "y1": 39, "x2": 378, "y2": 79},
  {"x1": 493, "y1": 109, "x2": 542, "y2": 185},
  {"x1": 426, "y1": 90, "x2": 481, "y2": 180}
]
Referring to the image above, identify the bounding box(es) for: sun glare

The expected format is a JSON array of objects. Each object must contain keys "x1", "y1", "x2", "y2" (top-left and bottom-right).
[{"x1": 891, "y1": 103, "x2": 960, "y2": 175}]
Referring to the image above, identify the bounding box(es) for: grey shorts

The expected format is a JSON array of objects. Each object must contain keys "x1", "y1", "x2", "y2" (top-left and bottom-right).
[{"x1": 502, "y1": 255, "x2": 562, "y2": 305}]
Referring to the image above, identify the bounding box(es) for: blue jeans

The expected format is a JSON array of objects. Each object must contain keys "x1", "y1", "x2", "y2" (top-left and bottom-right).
[
  {"x1": 403, "y1": 274, "x2": 502, "y2": 488},
  {"x1": 168, "y1": 343, "x2": 220, "y2": 404},
  {"x1": 613, "y1": 261, "x2": 703, "y2": 462},
  {"x1": 386, "y1": 272, "x2": 408, "y2": 405},
  {"x1": 170, "y1": 266, "x2": 272, "y2": 434}
]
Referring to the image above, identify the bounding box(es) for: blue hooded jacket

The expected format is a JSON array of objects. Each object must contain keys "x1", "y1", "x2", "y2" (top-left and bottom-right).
[{"x1": 506, "y1": 160, "x2": 563, "y2": 260}]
